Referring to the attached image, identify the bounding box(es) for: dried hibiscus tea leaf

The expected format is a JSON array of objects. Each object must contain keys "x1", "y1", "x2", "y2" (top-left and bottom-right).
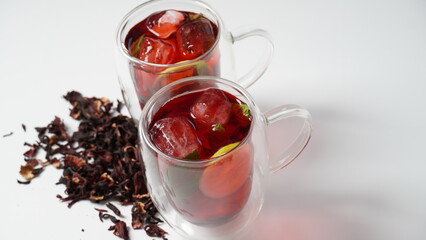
[
  {"x1": 24, "y1": 158, "x2": 40, "y2": 167},
  {"x1": 63, "y1": 154, "x2": 86, "y2": 169},
  {"x1": 17, "y1": 179, "x2": 31, "y2": 184},
  {"x1": 34, "y1": 127, "x2": 47, "y2": 143},
  {"x1": 109, "y1": 221, "x2": 129, "y2": 240},
  {"x1": 116, "y1": 100, "x2": 124, "y2": 113},
  {"x1": 144, "y1": 224, "x2": 168, "y2": 239},
  {"x1": 23, "y1": 145, "x2": 38, "y2": 158},
  {"x1": 101, "y1": 213, "x2": 119, "y2": 224},
  {"x1": 19, "y1": 164, "x2": 43, "y2": 180},
  {"x1": 19, "y1": 91, "x2": 167, "y2": 240},
  {"x1": 96, "y1": 210, "x2": 108, "y2": 222},
  {"x1": 64, "y1": 91, "x2": 113, "y2": 121},
  {"x1": 3, "y1": 132, "x2": 13, "y2": 138},
  {"x1": 131, "y1": 200, "x2": 148, "y2": 229},
  {"x1": 51, "y1": 158, "x2": 61, "y2": 168},
  {"x1": 106, "y1": 202, "x2": 122, "y2": 217},
  {"x1": 95, "y1": 208, "x2": 108, "y2": 212},
  {"x1": 47, "y1": 117, "x2": 69, "y2": 141}
]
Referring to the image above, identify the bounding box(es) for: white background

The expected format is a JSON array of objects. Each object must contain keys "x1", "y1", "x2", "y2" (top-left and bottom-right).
[{"x1": 1, "y1": 0, "x2": 426, "y2": 239}]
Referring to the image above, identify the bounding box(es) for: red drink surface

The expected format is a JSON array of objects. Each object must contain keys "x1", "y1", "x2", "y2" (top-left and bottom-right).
[
  {"x1": 150, "y1": 88, "x2": 253, "y2": 225},
  {"x1": 150, "y1": 89, "x2": 251, "y2": 158},
  {"x1": 125, "y1": 10, "x2": 220, "y2": 108}
]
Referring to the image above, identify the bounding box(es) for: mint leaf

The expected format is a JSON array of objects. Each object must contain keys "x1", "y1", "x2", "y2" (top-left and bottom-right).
[
  {"x1": 183, "y1": 150, "x2": 200, "y2": 160},
  {"x1": 129, "y1": 34, "x2": 145, "y2": 57},
  {"x1": 189, "y1": 13, "x2": 203, "y2": 21},
  {"x1": 213, "y1": 124, "x2": 224, "y2": 131},
  {"x1": 240, "y1": 104, "x2": 251, "y2": 117}
]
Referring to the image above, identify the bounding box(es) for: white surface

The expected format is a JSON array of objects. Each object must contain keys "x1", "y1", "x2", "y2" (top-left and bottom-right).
[{"x1": 1, "y1": 0, "x2": 426, "y2": 239}]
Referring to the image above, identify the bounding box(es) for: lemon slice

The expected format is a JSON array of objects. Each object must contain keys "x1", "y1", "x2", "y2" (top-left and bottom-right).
[
  {"x1": 211, "y1": 142, "x2": 240, "y2": 159},
  {"x1": 161, "y1": 60, "x2": 206, "y2": 74}
]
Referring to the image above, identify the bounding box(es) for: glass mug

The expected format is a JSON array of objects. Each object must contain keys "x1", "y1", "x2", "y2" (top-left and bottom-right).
[
  {"x1": 115, "y1": 0, "x2": 274, "y2": 119},
  {"x1": 139, "y1": 76, "x2": 312, "y2": 239}
]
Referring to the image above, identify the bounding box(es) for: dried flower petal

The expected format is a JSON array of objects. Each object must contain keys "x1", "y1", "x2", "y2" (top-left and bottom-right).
[
  {"x1": 144, "y1": 224, "x2": 168, "y2": 239},
  {"x1": 3, "y1": 132, "x2": 13, "y2": 137},
  {"x1": 23, "y1": 144, "x2": 38, "y2": 157},
  {"x1": 116, "y1": 100, "x2": 124, "y2": 113},
  {"x1": 25, "y1": 158, "x2": 40, "y2": 167},
  {"x1": 109, "y1": 221, "x2": 129, "y2": 240},
  {"x1": 51, "y1": 158, "x2": 61, "y2": 168},
  {"x1": 95, "y1": 208, "x2": 108, "y2": 212},
  {"x1": 19, "y1": 164, "x2": 35, "y2": 180},
  {"x1": 19, "y1": 91, "x2": 166, "y2": 240},
  {"x1": 106, "y1": 202, "x2": 122, "y2": 217},
  {"x1": 64, "y1": 155, "x2": 86, "y2": 169},
  {"x1": 90, "y1": 190, "x2": 105, "y2": 201},
  {"x1": 101, "y1": 213, "x2": 119, "y2": 224},
  {"x1": 17, "y1": 179, "x2": 31, "y2": 184},
  {"x1": 47, "y1": 117, "x2": 69, "y2": 141}
]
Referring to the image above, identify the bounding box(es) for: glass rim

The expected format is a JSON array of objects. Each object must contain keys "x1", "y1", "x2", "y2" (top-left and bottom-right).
[
  {"x1": 115, "y1": 0, "x2": 224, "y2": 68},
  {"x1": 139, "y1": 76, "x2": 258, "y2": 167}
]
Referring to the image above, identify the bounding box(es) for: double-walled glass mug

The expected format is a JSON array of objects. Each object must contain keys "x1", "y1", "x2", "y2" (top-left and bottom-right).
[
  {"x1": 115, "y1": 0, "x2": 274, "y2": 119},
  {"x1": 139, "y1": 76, "x2": 312, "y2": 239}
]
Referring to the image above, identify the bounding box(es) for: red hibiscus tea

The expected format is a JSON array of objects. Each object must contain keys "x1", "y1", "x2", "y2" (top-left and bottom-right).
[
  {"x1": 149, "y1": 88, "x2": 253, "y2": 225},
  {"x1": 125, "y1": 10, "x2": 220, "y2": 108}
]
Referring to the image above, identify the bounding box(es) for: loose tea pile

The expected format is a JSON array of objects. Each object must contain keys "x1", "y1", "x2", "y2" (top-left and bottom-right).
[{"x1": 18, "y1": 91, "x2": 168, "y2": 240}]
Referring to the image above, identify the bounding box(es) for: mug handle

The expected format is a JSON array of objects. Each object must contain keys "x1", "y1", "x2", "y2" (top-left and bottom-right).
[
  {"x1": 264, "y1": 104, "x2": 312, "y2": 173},
  {"x1": 231, "y1": 26, "x2": 274, "y2": 88}
]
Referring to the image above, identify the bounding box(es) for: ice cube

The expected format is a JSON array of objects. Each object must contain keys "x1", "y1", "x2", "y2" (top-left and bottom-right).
[
  {"x1": 190, "y1": 89, "x2": 231, "y2": 127},
  {"x1": 231, "y1": 103, "x2": 252, "y2": 128},
  {"x1": 138, "y1": 36, "x2": 176, "y2": 64},
  {"x1": 176, "y1": 18, "x2": 216, "y2": 61},
  {"x1": 147, "y1": 10, "x2": 185, "y2": 39},
  {"x1": 150, "y1": 116, "x2": 200, "y2": 159}
]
